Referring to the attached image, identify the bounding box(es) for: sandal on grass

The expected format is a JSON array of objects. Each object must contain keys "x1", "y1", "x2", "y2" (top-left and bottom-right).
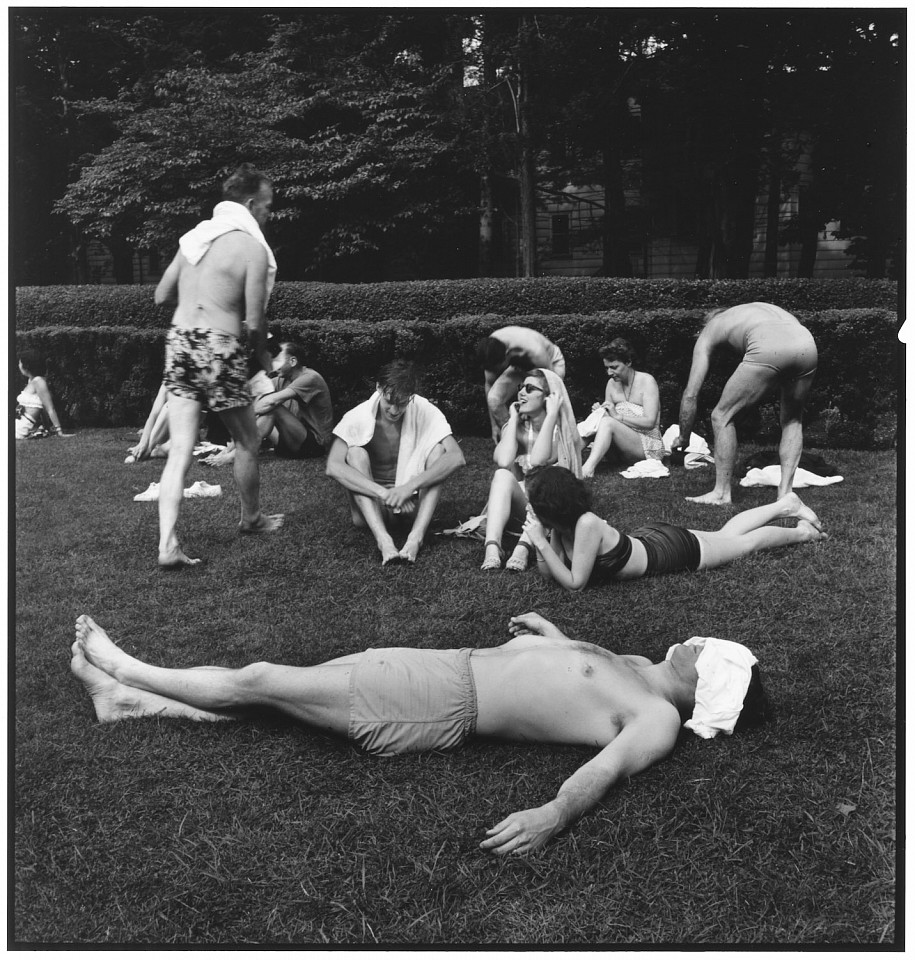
[
  {"x1": 506, "y1": 541, "x2": 534, "y2": 573},
  {"x1": 480, "y1": 539, "x2": 505, "y2": 571}
]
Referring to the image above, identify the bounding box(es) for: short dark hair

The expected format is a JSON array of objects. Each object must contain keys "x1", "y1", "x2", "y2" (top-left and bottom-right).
[
  {"x1": 18, "y1": 350, "x2": 46, "y2": 376},
  {"x1": 476, "y1": 336, "x2": 507, "y2": 371},
  {"x1": 598, "y1": 337, "x2": 638, "y2": 366},
  {"x1": 281, "y1": 341, "x2": 309, "y2": 365},
  {"x1": 377, "y1": 360, "x2": 418, "y2": 402},
  {"x1": 222, "y1": 163, "x2": 271, "y2": 202},
  {"x1": 526, "y1": 465, "x2": 593, "y2": 530},
  {"x1": 734, "y1": 665, "x2": 773, "y2": 731}
]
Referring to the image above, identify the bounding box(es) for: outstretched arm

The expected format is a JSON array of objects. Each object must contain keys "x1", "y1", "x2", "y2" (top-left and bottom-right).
[{"x1": 480, "y1": 709, "x2": 681, "y2": 856}]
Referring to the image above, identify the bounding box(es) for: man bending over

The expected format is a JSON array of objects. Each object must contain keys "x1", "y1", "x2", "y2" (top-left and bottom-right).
[
  {"x1": 477, "y1": 326, "x2": 566, "y2": 442},
  {"x1": 672, "y1": 302, "x2": 818, "y2": 505},
  {"x1": 326, "y1": 360, "x2": 465, "y2": 564},
  {"x1": 72, "y1": 611, "x2": 769, "y2": 856}
]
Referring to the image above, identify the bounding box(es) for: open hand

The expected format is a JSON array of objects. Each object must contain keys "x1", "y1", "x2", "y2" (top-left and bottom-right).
[{"x1": 480, "y1": 804, "x2": 561, "y2": 855}]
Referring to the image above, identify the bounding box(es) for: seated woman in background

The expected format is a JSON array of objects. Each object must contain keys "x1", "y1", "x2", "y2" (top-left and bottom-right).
[
  {"x1": 480, "y1": 369, "x2": 582, "y2": 572},
  {"x1": 16, "y1": 350, "x2": 72, "y2": 440},
  {"x1": 523, "y1": 465, "x2": 826, "y2": 591},
  {"x1": 580, "y1": 338, "x2": 663, "y2": 478}
]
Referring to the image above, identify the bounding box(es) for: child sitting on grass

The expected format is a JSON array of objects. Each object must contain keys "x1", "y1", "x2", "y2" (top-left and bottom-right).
[{"x1": 523, "y1": 465, "x2": 827, "y2": 591}]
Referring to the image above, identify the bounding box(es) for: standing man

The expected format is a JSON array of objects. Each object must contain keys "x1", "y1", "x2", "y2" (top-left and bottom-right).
[
  {"x1": 154, "y1": 163, "x2": 284, "y2": 568},
  {"x1": 673, "y1": 302, "x2": 818, "y2": 505},
  {"x1": 326, "y1": 360, "x2": 465, "y2": 564},
  {"x1": 477, "y1": 326, "x2": 566, "y2": 442}
]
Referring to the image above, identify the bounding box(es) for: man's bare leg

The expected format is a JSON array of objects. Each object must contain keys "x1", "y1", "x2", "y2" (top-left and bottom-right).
[
  {"x1": 344, "y1": 447, "x2": 400, "y2": 564},
  {"x1": 399, "y1": 444, "x2": 447, "y2": 563},
  {"x1": 776, "y1": 374, "x2": 815, "y2": 500},
  {"x1": 686, "y1": 363, "x2": 774, "y2": 506},
  {"x1": 74, "y1": 616, "x2": 352, "y2": 735},
  {"x1": 218, "y1": 404, "x2": 284, "y2": 535},
  {"x1": 158, "y1": 394, "x2": 205, "y2": 567},
  {"x1": 71, "y1": 640, "x2": 233, "y2": 723}
]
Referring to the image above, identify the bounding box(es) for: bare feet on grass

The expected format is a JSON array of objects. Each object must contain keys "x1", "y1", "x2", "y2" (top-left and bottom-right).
[
  {"x1": 685, "y1": 490, "x2": 732, "y2": 505},
  {"x1": 158, "y1": 548, "x2": 204, "y2": 570},
  {"x1": 780, "y1": 492, "x2": 823, "y2": 531},
  {"x1": 75, "y1": 615, "x2": 137, "y2": 684},
  {"x1": 398, "y1": 537, "x2": 423, "y2": 564},
  {"x1": 238, "y1": 513, "x2": 285, "y2": 535},
  {"x1": 796, "y1": 518, "x2": 828, "y2": 542},
  {"x1": 70, "y1": 640, "x2": 147, "y2": 723}
]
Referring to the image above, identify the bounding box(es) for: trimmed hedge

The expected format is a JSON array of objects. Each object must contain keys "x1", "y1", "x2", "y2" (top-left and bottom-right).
[
  {"x1": 16, "y1": 306, "x2": 899, "y2": 449},
  {"x1": 15, "y1": 277, "x2": 899, "y2": 330}
]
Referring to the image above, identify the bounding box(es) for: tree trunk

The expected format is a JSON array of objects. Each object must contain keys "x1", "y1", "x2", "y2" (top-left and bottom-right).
[
  {"x1": 763, "y1": 170, "x2": 781, "y2": 277},
  {"x1": 517, "y1": 14, "x2": 537, "y2": 277},
  {"x1": 478, "y1": 16, "x2": 498, "y2": 277}
]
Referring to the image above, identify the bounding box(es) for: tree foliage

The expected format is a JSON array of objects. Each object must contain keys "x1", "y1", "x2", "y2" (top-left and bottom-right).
[{"x1": 14, "y1": 9, "x2": 905, "y2": 282}]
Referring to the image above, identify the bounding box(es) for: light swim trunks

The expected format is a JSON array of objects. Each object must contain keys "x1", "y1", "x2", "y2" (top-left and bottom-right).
[
  {"x1": 742, "y1": 321, "x2": 818, "y2": 380},
  {"x1": 164, "y1": 326, "x2": 251, "y2": 412},
  {"x1": 348, "y1": 647, "x2": 478, "y2": 756}
]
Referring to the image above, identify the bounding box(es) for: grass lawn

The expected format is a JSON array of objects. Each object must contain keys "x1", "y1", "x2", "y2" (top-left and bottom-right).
[{"x1": 13, "y1": 430, "x2": 897, "y2": 945}]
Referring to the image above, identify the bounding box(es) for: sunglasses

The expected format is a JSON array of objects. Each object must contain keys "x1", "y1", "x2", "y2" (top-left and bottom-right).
[{"x1": 518, "y1": 383, "x2": 545, "y2": 395}]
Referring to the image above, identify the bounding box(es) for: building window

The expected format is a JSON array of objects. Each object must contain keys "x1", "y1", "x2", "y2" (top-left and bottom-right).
[{"x1": 551, "y1": 214, "x2": 571, "y2": 258}]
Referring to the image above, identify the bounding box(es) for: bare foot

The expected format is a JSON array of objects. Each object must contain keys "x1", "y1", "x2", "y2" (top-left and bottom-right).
[
  {"x1": 70, "y1": 640, "x2": 144, "y2": 722},
  {"x1": 158, "y1": 548, "x2": 204, "y2": 570},
  {"x1": 239, "y1": 513, "x2": 285, "y2": 535},
  {"x1": 797, "y1": 518, "x2": 828, "y2": 542},
  {"x1": 399, "y1": 538, "x2": 423, "y2": 564},
  {"x1": 685, "y1": 491, "x2": 732, "y2": 505},
  {"x1": 204, "y1": 450, "x2": 235, "y2": 467},
  {"x1": 782, "y1": 492, "x2": 823, "y2": 531},
  {"x1": 75, "y1": 615, "x2": 136, "y2": 681}
]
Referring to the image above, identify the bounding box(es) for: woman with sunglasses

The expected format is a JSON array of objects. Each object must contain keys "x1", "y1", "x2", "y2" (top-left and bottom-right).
[{"x1": 480, "y1": 369, "x2": 582, "y2": 571}]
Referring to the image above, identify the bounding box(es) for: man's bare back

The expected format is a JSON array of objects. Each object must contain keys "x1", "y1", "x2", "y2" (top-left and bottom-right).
[
  {"x1": 705, "y1": 301, "x2": 805, "y2": 355},
  {"x1": 170, "y1": 232, "x2": 267, "y2": 336},
  {"x1": 470, "y1": 634, "x2": 676, "y2": 748}
]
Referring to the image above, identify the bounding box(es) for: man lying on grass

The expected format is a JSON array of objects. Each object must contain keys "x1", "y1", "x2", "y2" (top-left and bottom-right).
[{"x1": 72, "y1": 611, "x2": 770, "y2": 856}]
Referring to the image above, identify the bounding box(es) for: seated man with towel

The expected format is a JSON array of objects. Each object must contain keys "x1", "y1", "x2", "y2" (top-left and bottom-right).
[
  {"x1": 72, "y1": 610, "x2": 770, "y2": 855},
  {"x1": 326, "y1": 360, "x2": 465, "y2": 564},
  {"x1": 153, "y1": 163, "x2": 283, "y2": 568}
]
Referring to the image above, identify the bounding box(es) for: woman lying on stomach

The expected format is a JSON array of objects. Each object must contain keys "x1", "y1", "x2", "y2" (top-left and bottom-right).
[{"x1": 523, "y1": 465, "x2": 826, "y2": 591}]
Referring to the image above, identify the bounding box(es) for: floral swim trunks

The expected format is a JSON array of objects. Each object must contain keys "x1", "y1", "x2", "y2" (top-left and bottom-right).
[{"x1": 164, "y1": 327, "x2": 251, "y2": 412}]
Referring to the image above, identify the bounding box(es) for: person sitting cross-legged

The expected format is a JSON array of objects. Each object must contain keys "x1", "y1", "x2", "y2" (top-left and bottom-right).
[
  {"x1": 325, "y1": 360, "x2": 465, "y2": 565},
  {"x1": 522, "y1": 464, "x2": 827, "y2": 591},
  {"x1": 71, "y1": 610, "x2": 771, "y2": 856}
]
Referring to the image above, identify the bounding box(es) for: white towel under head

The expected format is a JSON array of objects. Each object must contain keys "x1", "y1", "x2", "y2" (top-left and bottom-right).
[
  {"x1": 179, "y1": 201, "x2": 277, "y2": 301},
  {"x1": 666, "y1": 636, "x2": 758, "y2": 739}
]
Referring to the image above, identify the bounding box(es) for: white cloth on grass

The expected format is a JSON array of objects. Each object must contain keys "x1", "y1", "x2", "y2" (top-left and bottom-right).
[{"x1": 739, "y1": 465, "x2": 843, "y2": 488}]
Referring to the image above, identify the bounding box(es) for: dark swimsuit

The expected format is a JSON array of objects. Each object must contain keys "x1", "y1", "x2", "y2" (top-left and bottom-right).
[{"x1": 591, "y1": 522, "x2": 701, "y2": 583}]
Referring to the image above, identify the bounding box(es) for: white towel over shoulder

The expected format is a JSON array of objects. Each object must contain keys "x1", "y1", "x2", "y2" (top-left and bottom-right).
[
  {"x1": 179, "y1": 201, "x2": 277, "y2": 301},
  {"x1": 333, "y1": 394, "x2": 453, "y2": 488}
]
